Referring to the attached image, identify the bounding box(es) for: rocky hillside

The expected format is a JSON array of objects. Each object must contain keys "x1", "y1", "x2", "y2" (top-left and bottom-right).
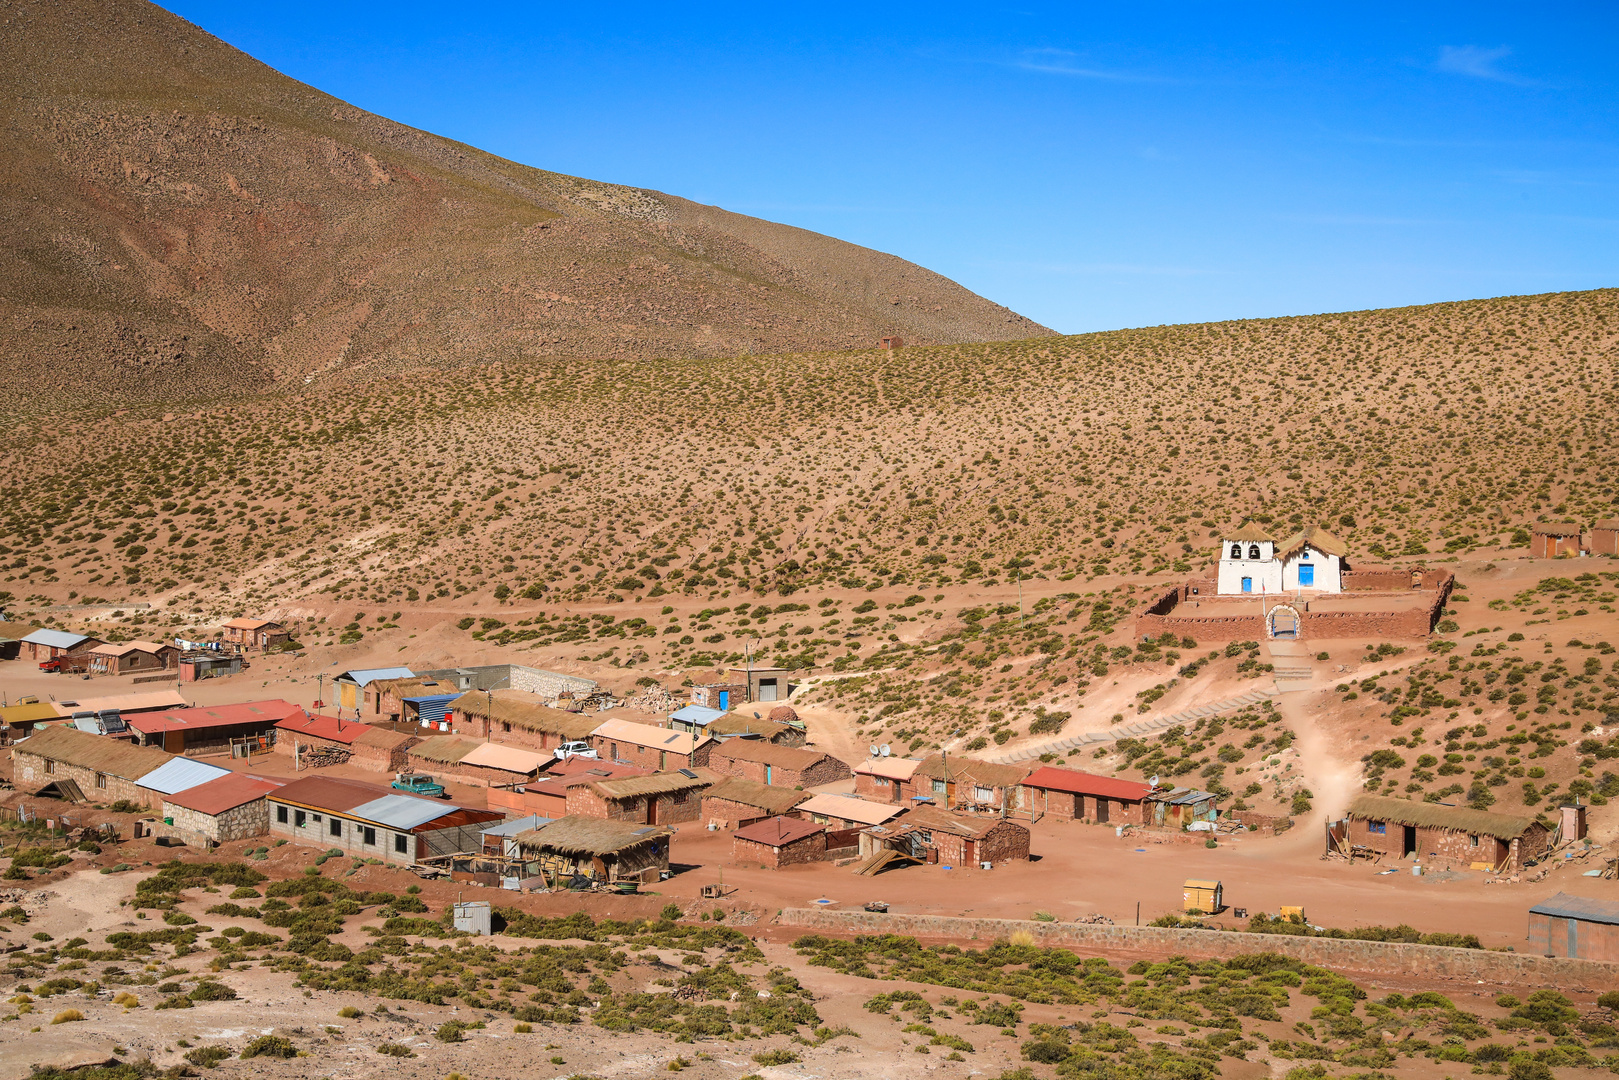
[{"x1": 0, "y1": 0, "x2": 1049, "y2": 408}]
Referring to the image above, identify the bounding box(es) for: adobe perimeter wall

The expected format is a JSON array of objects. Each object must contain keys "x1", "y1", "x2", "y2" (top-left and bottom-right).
[
  {"x1": 773, "y1": 908, "x2": 1619, "y2": 989},
  {"x1": 1136, "y1": 569, "x2": 1452, "y2": 642}
]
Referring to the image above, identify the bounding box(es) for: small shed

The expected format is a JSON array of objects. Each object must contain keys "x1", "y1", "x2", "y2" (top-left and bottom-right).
[
  {"x1": 669, "y1": 705, "x2": 726, "y2": 735},
  {"x1": 222, "y1": 618, "x2": 291, "y2": 651},
  {"x1": 160, "y1": 774, "x2": 283, "y2": 846},
  {"x1": 1592, "y1": 520, "x2": 1619, "y2": 558},
  {"x1": 86, "y1": 640, "x2": 177, "y2": 677},
  {"x1": 1183, "y1": 879, "x2": 1224, "y2": 914},
  {"x1": 1340, "y1": 793, "x2": 1550, "y2": 870},
  {"x1": 701, "y1": 775, "x2": 809, "y2": 828},
  {"x1": 704, "y1": 740, "x2": 851, "y2": 788},
  {"x1": 513, "y1": 816, "x2": 671, "y2": 885},
  {"x1": 566, "y1": 769, "x2": 713, "y2": 825},
  {"x1": 480, "y1": 814, "x2": 554, "y2": 857},
  {"x1": 1530, "y1": 523, "x2": 1584, "y2": 559},
  {"x1": 1528, "y1": 893, "x2": 1619, "y2": 961},
  {"x1": 732, "y1": 816, "x2": 830, "y2": 869},
  {"x1": 1147, "y1": 786, "x2": 1220, "y2": 827},
  {"x1": 727, "y1": 666, "x2": 790, "y2": 704}
]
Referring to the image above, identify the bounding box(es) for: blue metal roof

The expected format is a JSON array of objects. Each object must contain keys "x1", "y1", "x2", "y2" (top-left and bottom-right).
[
  {"x1": 348, "y1": 793, "x2": 461, "y2": 829},
  {"x1": 136, "y1": 758, "x2": 231, "y2": 795},
  {"x1": 1529, "y1": 891, "x2": 1619, "y2": 925},
  {"x1": 671, "y1": 705, "x2": 726, "y2": 725},
  {"x1": 22, "y1": 629, "x2": 88, "y2": 649},
  {"x1": 404, "y1": 693, "x2": 460, "y2": 726},
  {"x1": 335, "y1": 667, "x2": 415, "y2": 687}
]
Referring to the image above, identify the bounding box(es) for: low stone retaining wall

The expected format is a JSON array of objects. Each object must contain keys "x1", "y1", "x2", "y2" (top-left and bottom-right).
[{"x1": 774, "y1": 908, "x2": 1619, "y2": 989}]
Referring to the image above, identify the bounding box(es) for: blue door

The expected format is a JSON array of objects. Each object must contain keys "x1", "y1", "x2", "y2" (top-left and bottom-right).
[
  {"x1": 1241, "y1": 577, "x2": 1252, "y2": 593},
  {"x1": 1299, "y1": 563, "x2": 1315, "y2": 587},
  {"x1": 718, "y1": 690, "x2": 729, "y2": 710}
]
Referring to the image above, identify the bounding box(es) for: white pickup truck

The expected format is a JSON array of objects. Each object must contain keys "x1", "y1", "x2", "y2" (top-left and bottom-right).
[{"x1": 553, "y1": 741, "x2": 599, "y2": 761}]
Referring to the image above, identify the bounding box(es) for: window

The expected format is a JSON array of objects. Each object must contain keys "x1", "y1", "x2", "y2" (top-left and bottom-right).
[
  {"x1": 812, "y1": 814, "x2": 829, "y2": 824},
  {"x1": 295, "y1": 810, "x2": 306, "y2": 827},
  {"x1": 1248, "y1": 544, "x2": 1261, "y2": 560},
  {"x1": 932, "y1": 779, "x2": 947, "y2": 797},
  {"x1": 276, "y1": 806, "x2": 288, "y2": 824},
  {"x1": 1469, "y1": 834, "x2": 1480, "y2": 848},
  {"x1": 312, "y1": 813, "x2": 322, "y2": 823},
  {"x1": 362, "y1": 827, "x2": 376, "y2": 846},
  {"x1": 44, "y1": 760, "x2": 54, "y2": 775},
  {"x1": 95, "y1": 773, "x2": 107, "y2": 789},
  {"x1": 394, "y1": 833, "x2": 408, "y2": 854},
  {"x1": 1367, "y1": 820, "x2": 1386, "y2": 835},
  {"x1": 974, "y1": 785, "x2": 994, "y2": 803},
  {"x1": 329, "y1": 818, "x2": 342, "y2": 837},
  {"x1": 1230, "y1": 544, "x2": 1243, "y2": 559},
  {"x1": 610, "y1": 743, "x2": 618, "y2": 760},
  {"x1": 916, "y1": 830, "x2": 933, "y2": 844},
  {"x1": 672, "y1": 790, "x2": 689, "y2": 805}
]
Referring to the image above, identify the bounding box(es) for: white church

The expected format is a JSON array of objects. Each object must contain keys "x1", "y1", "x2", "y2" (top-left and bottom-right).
[{"x1": 1216, "y1": 521, "x2": 1347, "y2": 595}]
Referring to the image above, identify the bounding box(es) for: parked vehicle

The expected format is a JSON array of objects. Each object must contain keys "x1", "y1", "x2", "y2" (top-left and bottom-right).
[
  {"x1": 553, "y1": 741, "x2": 598, "y2": 761},
  {"x1": 391, "y1": 773, "x2": 447, "y2": 798},
  {"x1": 38, "y1": 659, "x2": 64, "y2": 673}
]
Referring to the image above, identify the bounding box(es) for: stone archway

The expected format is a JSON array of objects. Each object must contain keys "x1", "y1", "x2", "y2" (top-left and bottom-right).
[{"x1": 1268, "y1": 604, "x2": 1300, "y2": 639}]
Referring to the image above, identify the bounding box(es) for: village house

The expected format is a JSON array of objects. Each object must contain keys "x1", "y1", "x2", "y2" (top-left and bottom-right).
[
  {"x1": 1335, "y1": 793, "x2": 1550, "y2": 870},
  {"x1": 1592, "y1": 520, "x2": 1619, "y2": 557},
  {"x1": 490, "y1": 759, "x2": 651, "y2": 818},
  {"x1": 86, "y1": 640, "x2": 178, "y2": 677},
  {"x1": 513, "y1": 816, "x2": 671, "y2": 885},
  {"x1": 1527, "y1": 893, "x2": 1619, "y2": 961},
  {"x1": 701, "y1": 775, "x2": 808, "y2": 828},
  {"x1": 1147, "y1": 786, "x2": 1221, "y2": 827},
  {"x1": 446, "y1": 689, "x2": 599, "y2": 753},
  {"x1": 178, "y1": 651, "x2": 244, "y2": 683},
  {"x1": 272, "y1": 712, "x2": 417, "y2": 773},
  {"x1": 11, "y1": 725, "x2": 173, "y2": 806},
  {"x1": 54, "y1": 689, "x2": 187, "y2": 717},
  {"x1": 689, "y1": 682, "x2": 746, "y2": 711},
  {"x1": 1217, "y1": 521, "x2": 1347, "y2": 595},
  {"x1": 590, "y1": 717, "x2": 714, "y2": 771},
  {"x1": 127, "y1": 699, "x2": 303, "y2": 756},
  {"x1": 268, "y1": 776, "x2": 501, "y2": 865},
  {"x1": 1022, "y1": 766, "x2": 1156, "y2": 824},
  {"x1": 729, "y1": 666, "x2": 790, "y2": 704},
  {"x1": 794, "y1": 792, "x2": 902, "y2": 830},
  {"x1": 912, "y1": 754, "x2": 1035, "y2": 814},
  {"x1": 331, "y1": 667, "x2": 416, "y2": 713},
  {"x1": 1531, "y1": 523, "x2": 1585, "y2": 559},
  {"x1": 222, "y1": 618, "x2": 291, "y2": 651},
  {"x1": 858, "y1": 804, "x2": 1031, "y2": 868},
  {"x1": 365, "y1": 677, "x2": 462, "y2": 727},
  {"x1": 732, "y1": 816, "x2": 855, "y2": 870},
  {"x1": 704, "y1": 740, "x2": 850, "y2": 789},
  {"x1": 565, "y1": 769, "x2": 713, "y2": 826},
  {"x1": 0, "y1": 621, "x2": 41, "y2": 662},
  {"x1": 21, "y1": 628, "x2": 104, "y2": 668},
  {"x1": 854, "y1": 756, "x2": 923, "y2": 803},
  {"x1": 135, "y1": 757, "x2": 232, "y2": 807},
  {"x1": 671, "y1": 705, "x2": 804, "y2": 746},
  {"x1": 0, "y1": 703, "x2": 60, "y2": 744},
  {"x1": 406, "y1": 736, "x2": 549, "y2": 787},
  {"x1": 416, "y1": 664, "x2": 600, "y2": 706},
  {"x1": 159, "y1": 773, "x2": 283, "y2": 847}
]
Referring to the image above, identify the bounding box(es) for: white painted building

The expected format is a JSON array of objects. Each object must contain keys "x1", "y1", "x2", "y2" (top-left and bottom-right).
[{"x1": 1217, "y1": 522, "x2": 1346, "y2": 595}]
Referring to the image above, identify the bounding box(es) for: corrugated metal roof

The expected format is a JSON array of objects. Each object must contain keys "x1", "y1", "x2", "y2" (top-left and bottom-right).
[
  {"x1": 591, "y1": 717, "x2": 709, "y2": 755},
  {"x1": 22, "y1": 629, "x2": 90, "y2": 649},
  {"x1": 54, "y1": 690, "x2": 187, "y2": 717},
  {"x1": 671, "y1": 705, "x2": 726, "y2": 725},
  {"x1": 734, "y1": 815, "x2": 824, "y2": 846},
  {"x1": 1530, "y1": 892, "x2": 1619, "y2": 925},
  {"x1": 460, "y1": 742, "x2": 550, "y2": 774},
  {"x1": 335, "y1": 667, "x2": 415, "y2": 687},
  {"x1": 481, "y1": 814, "x2": 554, "y2": 837},
  {"x1": 163, "y1": 774, "x2": 283, "y2": 816},
  {"x1": 1023, "y1": 766, "x2": 1152, "y2": 801},
  {"x1": 127, "y1": 700, "x2": 301, "y2": 735},
  {"x1": 136, "y1": 758, "x2": 231, "y2": 795},
  {"x1": 348, "y1": 793, "x2": 464, "y2": 830},
  {"x1": 854, "y1": 757, "x2": 921, "y2": 780},
  {"x1": 795, "y1": 793, "x2": 901, "y2": 826},
  {"x1": 1153, "y1": 786, "x2": 1218, "y2": 805},
  {"x1": 0, "y1": 703, "x2": 61, "y2": 726}
]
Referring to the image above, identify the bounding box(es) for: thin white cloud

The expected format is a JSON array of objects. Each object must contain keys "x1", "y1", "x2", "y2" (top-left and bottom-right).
[
  {"x1": 1010, "y1": 47, "x2": 1162, "y2": 82},
  {"x1": 1436, "y1": 45, "x2": 1536, "y2": 86}
]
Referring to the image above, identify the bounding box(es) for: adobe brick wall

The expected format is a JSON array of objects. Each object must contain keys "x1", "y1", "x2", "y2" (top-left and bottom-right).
[
  {"x1": 773, "y1": 909, "x2": 1619, "y2": 989},
  {"x1": 408, "y1": 754, "x2": 527, "y2": 787},
  {"x1": 1136, "y1": 569, "x2": 1452, "y2": 642},
  {"x1": 1592, "y1": 529, "x2": 1619, "y2": 557},
  {"x1": 734, "y1": 831, "x2": 826, "y2": 868},
  {"x1": 691, "y1": 683, "x2": 746, "y2": 708},
  {"x1": 855, "y1": 773, "x2": 904, "y2": 803},
  {"x1": 702, "y1": 795, "x2": 783, "y2": 828},
  {"x1": 594, "y1": 736, "x2": 707, "y2": 772},
  {"x1": 355, "y1": 737, "x2": 417, "y2": 774},
  {"x1": 705, "y1": 751, "x2": 851, "y2": 789},
  {"x1": 1029, "y1": 788, "x2": 1149, "y2": 826},
  {"x1": 567, "y1": 785, "x2": 701, "y2": 824}
]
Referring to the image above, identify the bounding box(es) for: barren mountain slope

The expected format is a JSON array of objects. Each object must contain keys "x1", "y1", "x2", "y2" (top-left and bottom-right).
[{"x1": 0, "y1": 0, "x2": 1048, "y2": 406}]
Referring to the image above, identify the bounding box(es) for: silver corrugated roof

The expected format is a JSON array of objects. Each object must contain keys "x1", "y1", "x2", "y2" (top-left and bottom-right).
[
  {"x1": 136, "y1": 758, "x2": 231, "y2": 795},
  {"x1": 336, "y1": 667, "x2": 415, "y2": 687},
  {"x1": 481, "y1": 814, "x2": 554, "y2": 837},
  {"x1": 22, "y1": 629, "x2": 88, "y2": 649},
  {"x1": 1529, "y1": 891, "x2": 1619, "y2": 925},
  {"x1": 348, "y1": 793, "x2": 461, "y2": 829},
  {"x1": 671, "y1": 705, "x2": 726, "y2": 725}
]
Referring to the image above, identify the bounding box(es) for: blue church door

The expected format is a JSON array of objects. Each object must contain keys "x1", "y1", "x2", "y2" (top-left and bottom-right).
[
  {"x1": 1299, "y1": 564, "x2": 1315, "y2": 587},
  {"x1": 1241, "y1": 577, "x2": 1252, "y2": 593}
]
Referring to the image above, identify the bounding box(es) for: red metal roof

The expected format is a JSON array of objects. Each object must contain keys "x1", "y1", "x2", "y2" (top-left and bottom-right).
[
  {"x1": 272, "y1": 711, "x2": 378, "y2": 746},
  {"x1": 267, "y1": 775, "x2": 395, "y2": 812},
  {"x1": 163, "y1": 773, "x2": 284, "y2": 816},
  {"x1": 127, "y1": 699, "x2": 305, "y2": 736},
  {"x1": 733, "y1": 815, "x2": 825, "y2": 846},
  {"x1": 1022, "y1": 766, "x2": 1152, "y2": 801}
]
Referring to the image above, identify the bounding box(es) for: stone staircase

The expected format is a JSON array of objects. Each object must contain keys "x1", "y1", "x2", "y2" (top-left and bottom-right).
[
  {"x1": 1272, "y1": 662, "x2": 1315, "y2": 689},
  {"x1": 990, "y1": 684, "x2": 1281, "y2": 764}
]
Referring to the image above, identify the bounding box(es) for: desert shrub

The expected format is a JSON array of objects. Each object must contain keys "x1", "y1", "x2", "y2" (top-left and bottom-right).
[
  {"x1": 376, "y1": 1044, "x2": 416, "y2": 1057},
  {"x1": 49, "y1": 1009, "x2": 84, "y2": 1024},
  {"x1": 183, "y1": 1047, "x2": 232, "y2": 1069},
  {"x1": 240, "y1": 1036, "x2": 296, "y2": 1059},
  {"x1": 751, "y1": 1049, "x2": 800, "y2": 1066},
  {"x1": 436, "y1": 1020, "x2": 468, "y2": 1042}
]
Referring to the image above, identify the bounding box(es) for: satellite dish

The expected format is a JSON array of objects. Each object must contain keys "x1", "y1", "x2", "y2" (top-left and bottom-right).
[
  {"x1": 869, "y1": 745, "x2": 880, "y2": 757},
  {"x1": 880, "y1": 744, "x2": 891, "y2": 757},
  {"x1": 1149, "y1": 775, "x2": 1160, "y2": 788}
]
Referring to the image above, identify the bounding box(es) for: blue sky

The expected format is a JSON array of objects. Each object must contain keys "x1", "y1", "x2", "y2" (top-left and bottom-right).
[{"x1": 162, "y1": 2, "x2": 1618, "y2": 334}]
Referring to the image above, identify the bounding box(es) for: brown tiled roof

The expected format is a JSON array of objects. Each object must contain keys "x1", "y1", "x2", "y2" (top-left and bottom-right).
[
  {"x1": 708, "y1": 740, "x2": 837, "y2": 770},
  {"x1": 733, "y1": 815, "x2": 824, "y2": 846},
  {"x1": 13, "y1": 724, "x2": 173, "y2": 780}
]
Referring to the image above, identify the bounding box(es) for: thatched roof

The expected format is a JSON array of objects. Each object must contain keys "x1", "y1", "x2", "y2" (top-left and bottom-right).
[
  {"x1": 515, "y1": 815, "x2": 670, "y2": 856},
  {"x1": 1347, "y1": 794, "x2": 1544, "y2": 841},
  {"x1": 708, "y1": 739, "x2": 831, "y2": 770},
  {"x1": 450, "y1": 690, "x2": 598, "y2": 740},
  {"x1": 702, "y1": 775, "x2": 808, "y2": 814},
  {"x1": 706, "y1": 714, "x2": 792, "y2": 740},
  {"x1": 591, "y1": 769, "x2": 716, "y2": 800},
  {"x1": 408, "y1": 735, "x2": 478, "y2": 764},
  {"x1": 914, "y1": 754, "x2": 1033, "y2": 789},
  {"x1": 14, "y1": 724, "x2": 173, "y2": 780},
  {"x1": 1226, "y1": 521, "x2": 1274, "y2": 543},
  {"x1": 1532, "y1": 522, "x2": 1583, "y2": 536},
  {"x1": 1277, "y1": 523, "x2": 1348, "y2": 560}
]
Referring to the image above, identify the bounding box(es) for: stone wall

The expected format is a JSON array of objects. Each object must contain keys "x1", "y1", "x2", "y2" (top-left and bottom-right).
[
  {"x1": 14, "y1": 752, "x2": 151, "y2": 808},
  {"x1": 161, "y1": 798, "x2": 270, "y2": 844},
  {"x1": 509, "y1": 665, "x2": 599, "y2": 701},
  {"x1": 773, "y1": 909, "x2": 1619, "y2": 989}
]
